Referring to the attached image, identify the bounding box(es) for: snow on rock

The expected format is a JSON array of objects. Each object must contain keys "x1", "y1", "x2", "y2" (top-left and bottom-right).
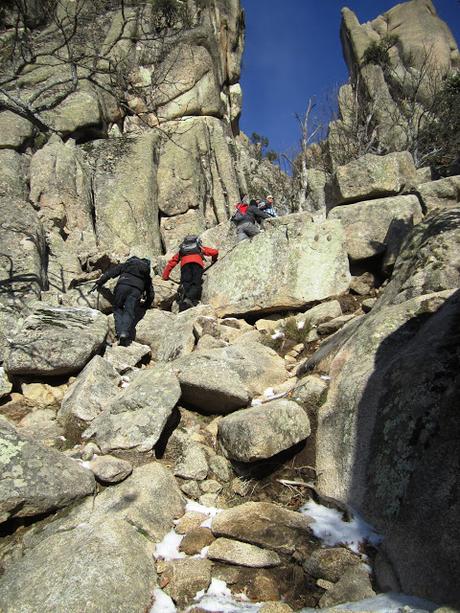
[
  {"x1": 154, "y1": 530, "x2": 186, "y2": 561},
  {"x1": 189, "y1": 578, "x2": 261, "y2": 612},
  {"x1": 150, "y1": 588, "x2": 177, "y2": 613},
  {"x1": 300, "y1": 500, "x2": 382, "y2": 553},
  {"x1": 185, "y1": 499, "x2": 222, "y2": 529}
]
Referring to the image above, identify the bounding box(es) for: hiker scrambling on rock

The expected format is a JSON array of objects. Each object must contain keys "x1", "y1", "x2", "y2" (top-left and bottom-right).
[
  {"x1": 94, "y1": 256, "x2": 154, "y2": 345},
  {"x1": 259, "y1": 194, "x2": 277, "y2": 217},
  {"x1": 232, "y1": 197, "x2": 271, "y2": 242},
  {"x1": 162, "y1": 235, "x2": 218, "y2": 311}
]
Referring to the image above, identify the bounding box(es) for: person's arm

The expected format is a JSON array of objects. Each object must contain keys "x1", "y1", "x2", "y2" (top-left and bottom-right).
[
  {"x1": 162, "y1": 253, "x2": 180, "y2": 280},
  {"x1": 96, "y1": 263, "x2": 123, "y2": 287},
  {"x1": 254, "y1": 207, "x2": 271, "y2": 222},
  {"x1": 201, "y1": 246, "x2": 219, "y2": 262}
]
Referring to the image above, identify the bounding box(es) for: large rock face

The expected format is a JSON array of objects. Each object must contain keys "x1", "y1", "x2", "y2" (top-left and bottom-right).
[
  {"x1": 0, "y1": 0, "x2": 248, "y2": 318},
  {"x1": 0, "y1": 419, "x2": 96, "y2": 524},
  {"x1": 315, "y1": 208, "x2": 460, "y2": 606},
  {"x1": 90, "y1": 132, "x2": 162, "y2": 258},
  {"x1": 333, "y1": 152, "x2": 417, "y2": 205},
  {"x1": 328, "y1": 194, "x2": 423, "y2": 261},
  {"x1": 29, "y1": 137, "x2": 96, "y2": 291},
  {"x1": 157, "y1": 117, "x2": 241, "y2": 229},
  {"x1": 336, "y1": 1, "x2": 460, "y2": 161},
  {"x1": 203, "y1": 214, "x2": 351, "y2": 316},
  {"x1": 0, "y1": 1, "x2": 244, "y2": 137},
  {"x1": 4, "y1": 304, "x2": 108, "y2": 376},
  {"x1": 0, "y1": 198, "x2": 47, "y2": 303},
  {"x1": 341, "y1": 0, "x2": 459, "y2": 77}
]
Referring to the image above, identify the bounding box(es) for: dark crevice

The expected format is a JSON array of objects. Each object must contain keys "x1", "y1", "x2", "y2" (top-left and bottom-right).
[{"x1": 230, "y1": 440, "x2": 307, "y2": 480}]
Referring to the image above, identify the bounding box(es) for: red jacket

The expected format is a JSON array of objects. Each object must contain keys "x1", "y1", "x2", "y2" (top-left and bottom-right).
[{"x1": 162, "y1": 246, "x2": 219, "y2": 280}]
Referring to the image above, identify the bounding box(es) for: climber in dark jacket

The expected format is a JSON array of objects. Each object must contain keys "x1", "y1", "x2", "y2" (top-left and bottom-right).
[
  {"x1": 234, "y1": 198, "x2": 271, "y2": 242},
  {"x1": 95, "y1": 256, "x2": 154, "y2": 345}
]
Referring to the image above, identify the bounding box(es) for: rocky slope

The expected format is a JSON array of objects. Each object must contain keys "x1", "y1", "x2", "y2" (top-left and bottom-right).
[{"x1": 0, "y1": 0, "x2": 459, "y2": 611}]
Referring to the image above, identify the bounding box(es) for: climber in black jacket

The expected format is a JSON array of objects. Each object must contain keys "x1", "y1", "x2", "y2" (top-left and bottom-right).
[{"x1": 95, "y1": 256, "x2": 154, "y2": 345}]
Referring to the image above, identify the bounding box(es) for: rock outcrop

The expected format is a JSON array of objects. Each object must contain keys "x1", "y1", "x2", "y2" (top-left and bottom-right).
[
  {"x1": 0, "y1": 419, "x2": 96, "y2": 524},
  {"x1": 1, "y1": 0, "x2": 459, "y2": 610},
  {"x1": 4, "y1": 304, "x2": 108, "y2": 376},
  {"x1": 171, "y1": 342, "x2": 287, "y2": 413},
  {"x1": 218, "y1": 399, "x2": 311, "y2": 462},
  {"x1": 329, "y1": 0, "x2": 460, "y2": 169},
  {"x1": 315, "y1": 208, "x2": 460, "y2": 605},
  {"x1": 82, "y1": 366, "x2": 181, "y2": 453},
  {"x1": 203, "y1": 214, "x2": 351, "y2": 316},
  {"x1": 329, "y1": 194, "x2": 423, "y2": 261}
]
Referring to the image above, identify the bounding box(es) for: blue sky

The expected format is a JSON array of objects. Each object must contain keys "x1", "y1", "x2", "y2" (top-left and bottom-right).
[{"x1": 239, "y1": 0, "x2": 460, "y2": 159}]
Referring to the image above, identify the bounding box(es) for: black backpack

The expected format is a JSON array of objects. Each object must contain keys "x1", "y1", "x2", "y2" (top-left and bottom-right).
[
  {"x1": 231, "y1": 202, "x2": 249, "y2": 224},
  {"x1": 179, "y1": 235, "x2": 202, "y2": 257}
]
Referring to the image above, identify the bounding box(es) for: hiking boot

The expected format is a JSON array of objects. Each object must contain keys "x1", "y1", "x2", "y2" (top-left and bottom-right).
[
  {"x1": 178, "y1": 297, "x2": 194, "y2": 312},
  {"x1": 119, "y1": 333, "x2": 129, "y2": 346}
]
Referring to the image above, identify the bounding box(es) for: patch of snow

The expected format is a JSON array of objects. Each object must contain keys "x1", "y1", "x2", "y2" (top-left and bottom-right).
[
  {"x1": 263, "y1": 387, "x2": 275, "y2": 399},
  {"x1": 185, "y1": 499, "x2": 220, "y2": 517},
  {"x1": 120, "y1": 375, "x2": 130, "y2": 388},
  {"x1": 250, "y1": 398, "x2": 263, "y2": 406},
  {"x1": 320, "y1": 375, "x2": 330, "y2": 381},
  {"x1": 189, "y1": 579, "x2": 262, "y2": 612},
  {"x1": 271, "y1": 330, "x2": 284, "y2": 340},
  {"x1": 150, "y1": 588, "x2": 177, "y2": 613},
  {"x1": 297, "y1": 320, "x2": 305, "y2": 329},
  {"x1": 300, "y1": 500, "x2": 382, "y2": 553},
  {"x1": 78, "y1": 460, "x2": 92, "y2": 470},
  {"x1": 184, "y1": 499, "x2": 222, "y2": 529},
  {"x1": 198, "y1": 546, "x2": 209, "y2": 558},
  {"x1": 57, "y1": 435, "x2": 66, "y2": 441},
  {"x1": 207, "y1": 579, "x2": 232, "y2": 598},
  {"x1": 154, "y1": 530, "x2": 185, "y2": 561}
]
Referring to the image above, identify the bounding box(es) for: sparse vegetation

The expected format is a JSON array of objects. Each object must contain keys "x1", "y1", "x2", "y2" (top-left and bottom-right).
[
  {"x1": 250, "y1": 132, "x2": 279, "y2": 163},
  {"x1": 362, "y1": 34, "x2": 399, "y2": 69},
  {"x1": 417, "y1": 72, "x2": 460, "y2": 176},
  {"x1": 0, "y1": 0, "x2": 195, "y2": 132},
  {"x1": 282, "y1": 316, "x2": 311, "y2": 344}
]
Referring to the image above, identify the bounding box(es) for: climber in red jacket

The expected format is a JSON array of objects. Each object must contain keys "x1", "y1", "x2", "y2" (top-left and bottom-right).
[{"x1": 162, "y1": 235, "x2": 218, "y2": 311}]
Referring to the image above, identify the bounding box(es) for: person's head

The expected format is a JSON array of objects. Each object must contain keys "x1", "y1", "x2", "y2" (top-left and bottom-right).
[
  {"x1": 267, "y1": 194, "x2": 273, "y2": 203},
  {"x1": 249, "y1": 199, "x2": 258, "y2": 207}
]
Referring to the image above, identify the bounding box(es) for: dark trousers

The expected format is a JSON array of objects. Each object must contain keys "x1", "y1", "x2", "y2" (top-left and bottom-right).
[
  {"x1": 113, "y1": 284, "x2": 142, "y2": 337},
  {"x1": 180, "y1": 263, "x2": 203, "y2": 311}
]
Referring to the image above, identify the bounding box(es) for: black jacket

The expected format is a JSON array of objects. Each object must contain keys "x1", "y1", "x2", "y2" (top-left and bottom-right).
[
  {"x1": 97, "y1": 257, "x2": 154, "y2": 307},
  {"x1": 238, "y1": 202, "x2": 271, "y2": 225}
]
